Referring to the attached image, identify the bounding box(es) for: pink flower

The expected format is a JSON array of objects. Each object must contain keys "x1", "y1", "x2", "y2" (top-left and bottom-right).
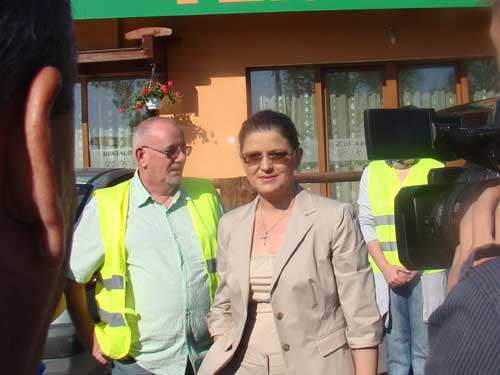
[
  {"x1": 141, "y1": 88, "x2": 148, "y2": 95},
  {"x1": 135, "y1": 103, "x2": 144, "y2": 110},
  {"x1": 147, "y1": 87, "x2": 153, "y2": 93},
  {"x1": 175, "y1": 91, "x2": 182, "y2": 97},
  {"x1": 118, "y1": 107, "x2": 126, "y2": 113},
  {"x1": 167, "y1": 80, "x2": 174, "y2": 87}
]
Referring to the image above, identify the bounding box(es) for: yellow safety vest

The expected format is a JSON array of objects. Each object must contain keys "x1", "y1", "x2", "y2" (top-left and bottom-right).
[
  {"x1": 367, "y1": 159, "x2": 444, "y2": 274},
  {"x1": 92, "y1": 177, "x2": 221, "y2": 359}
]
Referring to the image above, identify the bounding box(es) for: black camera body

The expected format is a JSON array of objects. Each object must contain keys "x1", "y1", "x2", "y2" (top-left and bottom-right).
[{"x1": 364, "y1": 107, "x2": 500, "y2": 269}]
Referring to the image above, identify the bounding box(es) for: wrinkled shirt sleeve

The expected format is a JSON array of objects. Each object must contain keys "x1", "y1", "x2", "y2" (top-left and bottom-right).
[
  {"x1": 357, "y1": 167, "x2": 378, "y2": 243},
  {"x1": 67, "y1": 196, "x2": 105, "y2": 283}
]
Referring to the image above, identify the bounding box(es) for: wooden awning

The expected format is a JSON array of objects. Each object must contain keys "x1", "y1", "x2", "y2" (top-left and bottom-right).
[{"x1": 78, "y1": 27, "x2": 172, "y2": 64}]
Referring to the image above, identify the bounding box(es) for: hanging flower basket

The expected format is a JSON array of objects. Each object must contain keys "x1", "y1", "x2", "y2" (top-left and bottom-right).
[
  {"x1": 117, "y1": 66, "x2": 182, "y2": 113},
  {"x1": 145, "y1": 97, "x2": 163, "y2": 110}
]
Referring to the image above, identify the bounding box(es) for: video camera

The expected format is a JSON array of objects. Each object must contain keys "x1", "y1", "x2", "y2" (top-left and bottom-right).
[{"x1": 364, "y1": 105, "x2": 500, "y2": 269}]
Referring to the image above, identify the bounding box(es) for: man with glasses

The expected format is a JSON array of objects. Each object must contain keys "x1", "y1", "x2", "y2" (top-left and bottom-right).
[{"x1": 66, "y1": 117, "x2": 223, "y2": 375}]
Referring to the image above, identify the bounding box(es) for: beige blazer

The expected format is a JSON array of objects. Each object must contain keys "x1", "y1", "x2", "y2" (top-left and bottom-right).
[{"x1": 198, "y1": 188, "x2": 383, "y2": 375}]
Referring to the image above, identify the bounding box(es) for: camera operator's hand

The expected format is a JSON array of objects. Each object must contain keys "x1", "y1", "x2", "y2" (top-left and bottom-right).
[
  {"x1": 447, "y1": 185, "x2": 500, "y2": 293},
  {"x1": 381, "y1": 263, "x2": 412, "y2": 288}
]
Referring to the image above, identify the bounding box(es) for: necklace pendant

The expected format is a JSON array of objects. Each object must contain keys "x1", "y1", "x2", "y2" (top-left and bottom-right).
[{"x1": 260, "y1": 232, "x2": 269, "y2": 246}]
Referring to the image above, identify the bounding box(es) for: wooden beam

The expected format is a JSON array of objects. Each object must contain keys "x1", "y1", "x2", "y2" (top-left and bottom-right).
[
  {"x1": 459, "y1": 61, "x2": 470, "y2": 104},
  {"x1": 314, "y1": 67, "x2": 329, "y2": 197},
  {"x1": 81, "y1": 78, "x2": 90, "y2": 168},
  {"x1": 383, "y1": 63, "x2": 398, "y2": 108},
  {"x1": 295, "y1": 170, "x2": 362, "y2": 184},
  {"x1": 211, "y1": 171, "x2": 362, "y2": 211},
  {"x1": 78, "y1": 27, "x2": 171, "y2": 64},
  {"x1": 78, "y1": 48, "x2": 152, "y2": 64},
  {"x1": 125, "y1": 27, "x2": 172, "y2": 40}
]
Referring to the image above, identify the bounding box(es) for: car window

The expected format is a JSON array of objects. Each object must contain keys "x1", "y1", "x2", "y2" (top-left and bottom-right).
[
  {"x1": 111, "y1": 173, "x2": 134, "y2": 186},
  {"x1": 76, "y1": 183, "x2": 93, "y2": 222}
]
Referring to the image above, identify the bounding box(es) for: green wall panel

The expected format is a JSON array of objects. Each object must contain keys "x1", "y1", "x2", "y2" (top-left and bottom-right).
[{"x1": 72, "y1": 0, "x2": 484, "y2": 20}]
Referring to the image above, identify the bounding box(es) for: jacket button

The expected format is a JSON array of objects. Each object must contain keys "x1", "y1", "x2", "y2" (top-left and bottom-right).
[
  {"x1": 283, "y1": 344, "x2": 290, "y2": 352},
  {"x1": 276, "y1": 312, "x2": 284, "y2": 320}
]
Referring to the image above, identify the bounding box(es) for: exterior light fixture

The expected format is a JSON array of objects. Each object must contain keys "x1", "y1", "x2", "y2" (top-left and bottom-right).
[{"x1": 389, "y1": 26, "x2": 397, "y2": 45}]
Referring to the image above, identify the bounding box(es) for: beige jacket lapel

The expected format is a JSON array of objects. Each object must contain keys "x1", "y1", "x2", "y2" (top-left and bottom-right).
[
  {"x1": 271, "y1": 188, "x2": 317, "y2": 293},
  {"x1": 233, "y1": 197, "x2": 258, "y2": 304}
]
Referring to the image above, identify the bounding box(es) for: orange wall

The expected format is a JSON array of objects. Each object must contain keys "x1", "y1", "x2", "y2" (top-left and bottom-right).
[{"x1": 75, "y1": 8, "x2": 495, "y2": 178}]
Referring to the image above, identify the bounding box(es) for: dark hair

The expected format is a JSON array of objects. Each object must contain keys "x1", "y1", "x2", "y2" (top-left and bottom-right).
[
  {"x1": 0, "y1": 0, "x2": 77, "y2": 115},
  {"x1": 239, "y1": 110, "x2": 300, "y2": 151}
]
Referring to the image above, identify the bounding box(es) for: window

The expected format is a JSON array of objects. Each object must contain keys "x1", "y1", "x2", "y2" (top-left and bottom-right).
[
  {"x1": 466, "y1": 59, "x2": 500, "y2": 101},
  {"x1": 250, "y1": 69, "x2": 318, "y2": 172},
  {"x1": 87, "y1": 79, "x2": 147, "y2": 168},
  {"x1": 399, "y1": 66, "x2": 457, "y2": 110},
  {"x1": 325, "y1": 69, "x2": 384, "y2": 204},
  {"x1": 74, "y1": 83, "x2": 83, "y2": 168}
]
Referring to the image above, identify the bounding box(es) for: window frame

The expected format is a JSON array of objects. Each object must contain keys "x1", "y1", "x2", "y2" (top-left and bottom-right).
[{"x1": 75, "y1": 73, "x2": 152, "y2": 167}]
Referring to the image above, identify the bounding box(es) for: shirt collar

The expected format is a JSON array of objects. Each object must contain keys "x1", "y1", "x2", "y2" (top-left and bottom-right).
[{"x1": 130, "y1": 171, "x2": 189, "y2": 208}]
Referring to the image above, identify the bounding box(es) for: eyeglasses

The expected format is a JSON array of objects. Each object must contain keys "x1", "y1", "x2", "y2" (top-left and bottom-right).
[
  {"x1": 241, "y1": 150, "x2": 296, "y2": 167},
  {"x1": 142, "y1": 144, "x2": 192, "y2": 159}
]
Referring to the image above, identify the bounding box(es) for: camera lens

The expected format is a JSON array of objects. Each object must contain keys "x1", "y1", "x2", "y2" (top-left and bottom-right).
[{"x1": 434, "y1": 178, "x2": 500, "y2": 250}]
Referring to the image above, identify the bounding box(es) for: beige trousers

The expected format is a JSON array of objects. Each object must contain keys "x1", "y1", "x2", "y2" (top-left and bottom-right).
[{"x1": 220, "y1": 304, "x2": 287, "y2": 375}]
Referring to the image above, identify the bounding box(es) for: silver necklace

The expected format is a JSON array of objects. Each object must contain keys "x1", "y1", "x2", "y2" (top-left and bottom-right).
[{"x1": 258, "y1": 201, "x2": 293, "y2": 246}]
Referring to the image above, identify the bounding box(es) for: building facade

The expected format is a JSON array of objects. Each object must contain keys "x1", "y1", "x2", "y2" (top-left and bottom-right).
[{"x1": 72, "y1": 1, "x2": 498, "y2": 202}]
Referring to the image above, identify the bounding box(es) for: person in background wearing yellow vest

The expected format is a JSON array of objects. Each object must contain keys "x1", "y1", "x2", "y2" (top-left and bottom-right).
[
  {"x1": 358, "y1": 158, "x2": 447, "y2": 375},
  {"x1": 65, "y1": 117, "x2": 223, "y2": 375},
  {"x1": 0, "y1": 1, "x2": 77, "y2": 374}
]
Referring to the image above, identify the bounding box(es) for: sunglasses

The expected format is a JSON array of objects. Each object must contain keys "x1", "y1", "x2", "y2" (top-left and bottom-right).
[
  {"x1": 241, "y1": 149, "x2": 296, "y2": 167},
  {"x1": 142, "y1": 144, "x2": 192, "y2": 159}
]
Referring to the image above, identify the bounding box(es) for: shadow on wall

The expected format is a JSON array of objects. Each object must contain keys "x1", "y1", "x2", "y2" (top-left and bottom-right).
[
  {"x1": 171, "y1": 113, "x2": 211, "y2": 144},
  {"x1": 158, "y1": 85, "x2": 217, "y2": 145}
]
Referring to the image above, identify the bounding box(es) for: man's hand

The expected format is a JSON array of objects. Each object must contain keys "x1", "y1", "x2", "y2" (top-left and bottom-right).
[
  {"x1": 405, "y1": 271, "x2": 419, "y2": 284},
  {"x1": 91, "y1": 333, "x2": 109, "y2": 365},
  {"x1": 447, "y1": 185, "x2": 500, "y2": 293},
  {"x1": 381, "y1": 264, "x2": 411, "y2": 288}
]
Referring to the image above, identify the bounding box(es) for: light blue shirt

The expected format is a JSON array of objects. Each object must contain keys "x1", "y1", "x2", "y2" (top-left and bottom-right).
[{"x1": 69, "y1": 172, "x2": 221, "y2": 375}]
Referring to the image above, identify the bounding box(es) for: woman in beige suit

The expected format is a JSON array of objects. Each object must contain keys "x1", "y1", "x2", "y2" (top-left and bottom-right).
[{"x1": 199, "y1": 110, "x2": 383, "y2": 375}]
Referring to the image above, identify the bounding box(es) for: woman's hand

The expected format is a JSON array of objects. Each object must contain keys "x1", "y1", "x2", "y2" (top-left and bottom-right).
[
  {"x1": 352, "y1": 346, "x2": 378, "y2": 375},
  {"x1": 447, "y1": 185, "x2": 500, "y2": 293}
]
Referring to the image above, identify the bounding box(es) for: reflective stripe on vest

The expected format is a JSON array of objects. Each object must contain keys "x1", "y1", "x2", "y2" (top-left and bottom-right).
[
  {"x1": 96, "y1": 275, "x2": 125, "y2": 290},
  {"x1": 93, "y1": 177, "x2": 222, "y2": 359},
  {"x1": 367, "y1": 159, "x2": 444, "y2": 274},
  {"x1": 98, "y1": 308, "x2": 127, "y2": 327}
]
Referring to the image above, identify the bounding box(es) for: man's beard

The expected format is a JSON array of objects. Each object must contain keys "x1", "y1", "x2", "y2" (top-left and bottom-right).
[{"x1": 164, "y1": 170, "x2": 183, "y2": 186}]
